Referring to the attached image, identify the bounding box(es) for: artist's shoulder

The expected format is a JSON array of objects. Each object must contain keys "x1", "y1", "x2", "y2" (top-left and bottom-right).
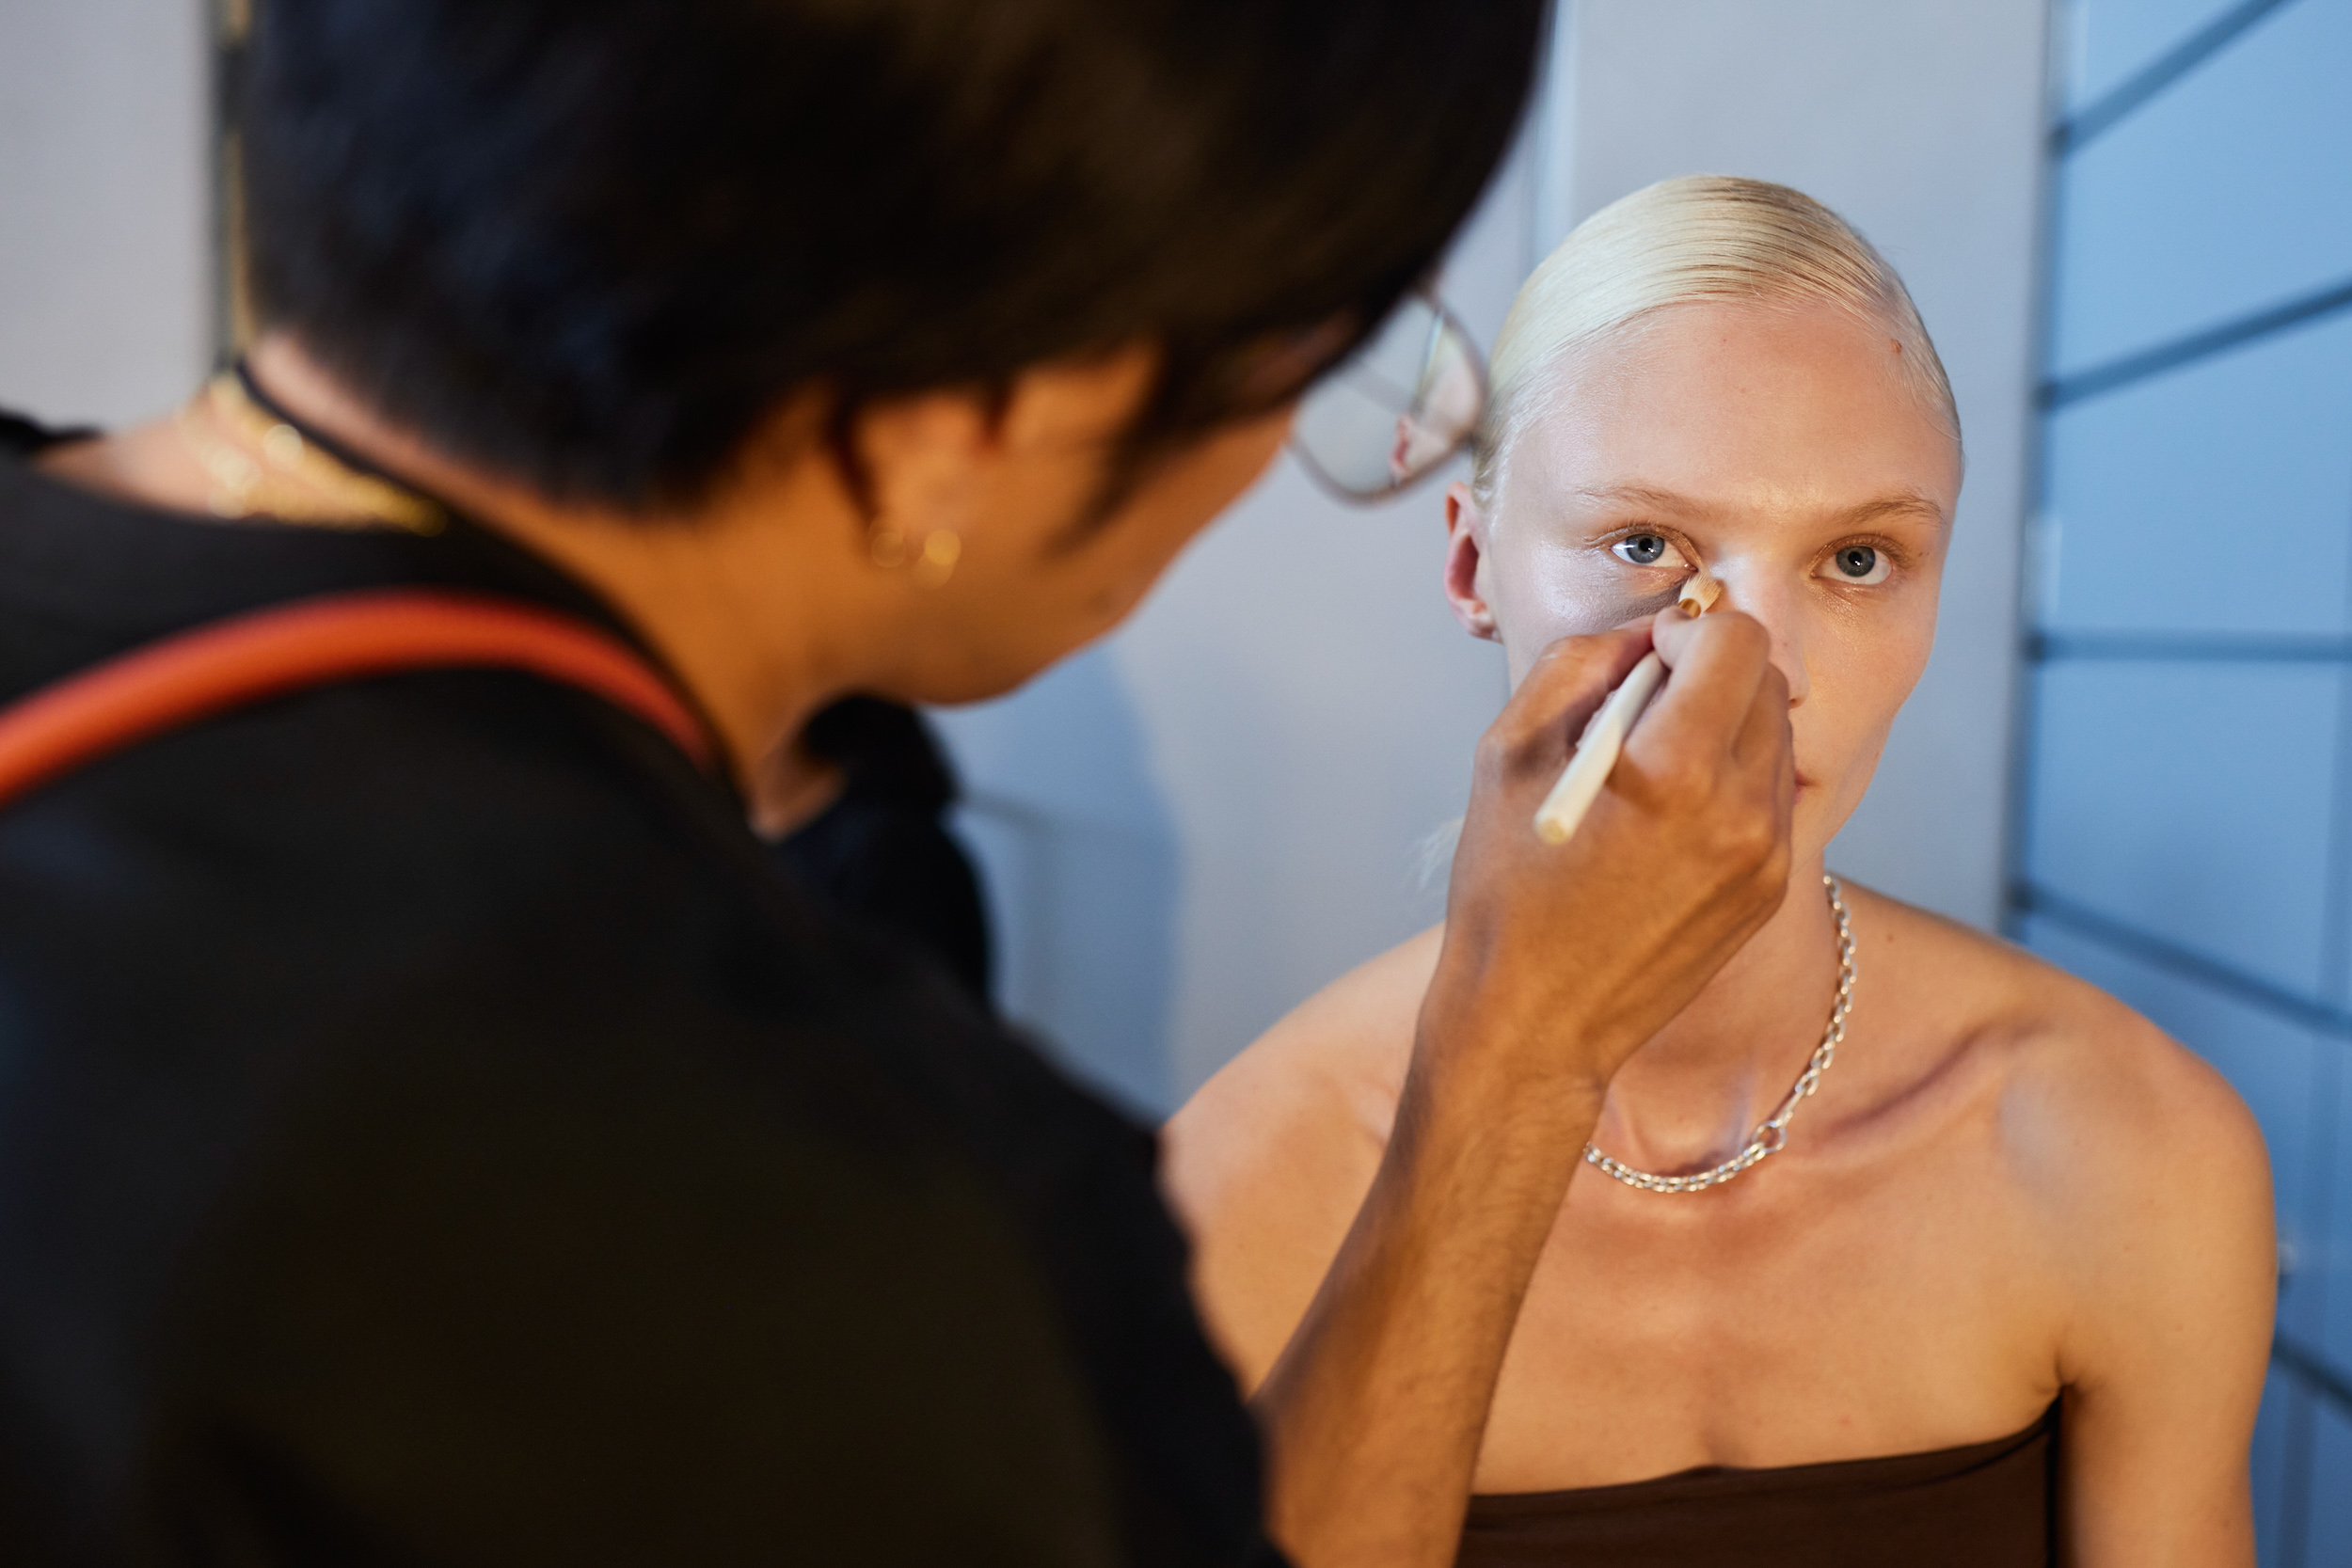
[{"x1": 1846, "y1": 881, "x2": 2268, "y2": 1239}]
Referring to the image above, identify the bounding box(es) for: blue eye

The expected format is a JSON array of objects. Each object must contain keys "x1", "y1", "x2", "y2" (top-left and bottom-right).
[
  {"x1": 1613, "y1": 534, "x2": 1669, "y2": 566},
  {"x1": 1825, "y1": 545, "x2": 1889, "y2": 585}
]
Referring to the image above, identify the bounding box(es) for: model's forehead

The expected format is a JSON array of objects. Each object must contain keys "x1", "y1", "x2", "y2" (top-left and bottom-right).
[{"x1": 1508, "y1": 300, "x2": 1961, "y2": 523}]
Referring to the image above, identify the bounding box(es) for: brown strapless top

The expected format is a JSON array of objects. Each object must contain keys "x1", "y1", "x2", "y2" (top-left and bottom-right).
[{"x1": 1458, "y1": 1402, "x2": 2059, "y2": 1567}]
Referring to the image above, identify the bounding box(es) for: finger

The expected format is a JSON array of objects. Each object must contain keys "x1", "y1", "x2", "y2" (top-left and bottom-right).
[
  {"x1": 1645, "y1": 600, "x2": 1752, "y2": 669},
  {"x1": 1488, "y1": 626, "x2": 1652, "y2": 779},
  {"x1": 1646, "y1": 601, "x2": 1705, "y2": 667},
  {"x1": 1626, "y1": 610, "x2": 1771, "y2": 768}
]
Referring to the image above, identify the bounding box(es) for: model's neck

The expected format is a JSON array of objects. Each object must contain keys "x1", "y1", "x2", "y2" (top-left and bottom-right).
[{"x1": 1590, "y1": 852, "x2": 1843, "y2": 1172}]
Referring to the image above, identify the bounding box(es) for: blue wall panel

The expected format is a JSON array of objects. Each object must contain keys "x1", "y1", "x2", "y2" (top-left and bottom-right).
[
  {"x1": 2031, "y1": 0, "x2": 2352, "y2": 1542},
  {"x1": 2025, "y1": 663, "x2": 2343, "y2": 995},
  {"x1": 2308, "y1": 1400, "x2": 2352, "y2": 1559},
  {"x1": 2051, "y1": 0, "x2": 2352, "y2": 376},
  {"x1": 2064, "y1": 0, "x2": 2248, "y2": 112},
  {"x1": 2042, "y1": 311, "x2": 2352, "y2": 637},
  {"x1": 2328, "y1": 1055, "x2": 2352, "y2": 1371}
]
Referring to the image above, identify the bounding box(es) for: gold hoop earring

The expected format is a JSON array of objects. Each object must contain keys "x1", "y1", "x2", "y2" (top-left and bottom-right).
[
  {"x1": 910, "y1": 529, "x2": 961, "y2": 588},
  {"x1": 867, "y1": 519, "x2": 961, "y2": 588},
  {"x1": 867, "y1": 521, "x2": 913, "y2": 570}
]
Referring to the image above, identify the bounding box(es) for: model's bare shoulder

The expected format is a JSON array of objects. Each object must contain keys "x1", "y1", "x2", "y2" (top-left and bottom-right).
[
  {"x1": 2005, "y1": 948, "x2": 2272, "y2": 1378},
  {"x1": 1162, "y1": 925, "x2": 1440, "y2": 1390},
  {"x1": 1845, "y1": 883, "x2": 2273, "y2": 1369},
  {"x1": 1843, "y1": 883, "x2": 2247, "y2": 1133},
  {"x1": 1850, "y1": 896, "x2": 2273, "y2": 1559}
]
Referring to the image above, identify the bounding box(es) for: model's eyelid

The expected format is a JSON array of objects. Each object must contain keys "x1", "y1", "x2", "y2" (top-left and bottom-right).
[
  {"x1": 1820, "y1": 533, "x2": 1905, "y2": 565},
  {"x1": 1828, "y1": 531, "x2": 1904, "y2": 559},
  {"x1": 1605, "y1": 528, "x2": 1695, "y2": 568},
  {"x1": 1818, "y1": 540, "x2": 1895, "y2": 585}
]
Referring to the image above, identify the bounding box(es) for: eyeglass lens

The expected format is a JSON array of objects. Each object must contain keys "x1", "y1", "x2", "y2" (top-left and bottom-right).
[{"x1": 1290, "y1": 296, "x2": 1486, "y2": 502}]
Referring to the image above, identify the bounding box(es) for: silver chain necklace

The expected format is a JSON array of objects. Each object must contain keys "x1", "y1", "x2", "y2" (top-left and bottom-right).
[{"x1": 1583, "y1": 874, "x2": 1854, "y2": 1195}]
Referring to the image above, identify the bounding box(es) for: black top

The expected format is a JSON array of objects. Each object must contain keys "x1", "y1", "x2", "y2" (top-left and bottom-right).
[
  {"x1": 776, "y1": 698, "x2": 993, "y2": 1006},
  {"x1": 0, "y1": 420, "x2": 1272, "y2": 1567},
  {"x1": 1459, "y1": 1402, "x2": 2060, "y2": 1568}
]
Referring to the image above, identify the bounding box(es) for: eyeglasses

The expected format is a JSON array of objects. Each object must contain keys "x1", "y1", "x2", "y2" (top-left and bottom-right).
[{"x1": 1289, "y1": 292, "x2": 1486, "y2": 503}]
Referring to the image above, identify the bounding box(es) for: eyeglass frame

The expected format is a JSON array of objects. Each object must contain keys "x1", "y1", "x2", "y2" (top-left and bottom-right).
[{"x1": 1286, "y1": 289, "x2": 1489, "y2": 506}]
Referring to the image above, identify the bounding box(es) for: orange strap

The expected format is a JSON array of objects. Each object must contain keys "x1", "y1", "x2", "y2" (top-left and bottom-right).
[{"x1": 0, "y1": 589, "x2": 716, "y2": 811}]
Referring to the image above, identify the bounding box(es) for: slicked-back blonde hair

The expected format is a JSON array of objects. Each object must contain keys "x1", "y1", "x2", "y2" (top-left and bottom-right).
[{"x1": 1472, "y1": 175, "x2": 1959, "y2": 511}]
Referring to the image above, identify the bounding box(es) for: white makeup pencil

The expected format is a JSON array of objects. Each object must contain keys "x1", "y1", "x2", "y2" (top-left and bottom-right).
[{"x1": 1532, "y1": 572, "x2": 1722, "y2": 847}]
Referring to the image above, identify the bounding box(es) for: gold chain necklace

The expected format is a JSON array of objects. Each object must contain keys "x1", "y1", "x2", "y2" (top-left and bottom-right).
[
  {"x1": 174, "y1": 372, "x2": 444, "y2": 535},
  {"x1": 1583, "y1": 874, "x2": 1855, "y2": 1194}
]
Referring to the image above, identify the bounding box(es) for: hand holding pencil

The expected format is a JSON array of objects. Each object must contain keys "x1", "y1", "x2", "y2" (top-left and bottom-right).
[
  {"x1": 1532, "y1": 571, "x2": 1723, "y2": 846},
  {"x1": 1417, "y1": 589, "x2": 1792, "y2": 1105}
]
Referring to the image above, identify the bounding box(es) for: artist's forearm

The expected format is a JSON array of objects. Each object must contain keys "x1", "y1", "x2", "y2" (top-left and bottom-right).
[
  {"x1": 1246, "y1": 611, "x2": 1794, "y2": 1566},
  {"x1": 1252, "y1": 1056, "x2": 1599, "y2": 1568}
]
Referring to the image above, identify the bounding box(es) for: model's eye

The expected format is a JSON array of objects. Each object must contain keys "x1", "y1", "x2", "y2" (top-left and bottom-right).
[
  {"x1": 1613, "y1": 534, "x2": 1677, "y2": 567},
  {"x1": 1825, "y1": 545, "x2": 1889, "y2": 585}
]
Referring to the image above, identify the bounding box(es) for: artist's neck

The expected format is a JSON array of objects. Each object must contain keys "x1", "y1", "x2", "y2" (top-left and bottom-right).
[
  {"x1": 1589, "y1": 849, "x2": 1842, "y2": 1174},
  {"x1": 257, "y1": 340, "x2": 891, "y2": 791},
  {"x1": 72, "y1": 339, "x2": 897, "y2": 803}
]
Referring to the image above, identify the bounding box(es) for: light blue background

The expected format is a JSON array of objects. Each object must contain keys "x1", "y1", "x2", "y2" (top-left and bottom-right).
[{"x1": 2027, "y1": 0, "x2": 2352, "y2": 1555}]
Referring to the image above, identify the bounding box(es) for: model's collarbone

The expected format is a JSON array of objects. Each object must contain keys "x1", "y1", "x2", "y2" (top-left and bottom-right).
[{"x1": 1473, "y1": 1141, "x2": 2061, "y2": 1493}]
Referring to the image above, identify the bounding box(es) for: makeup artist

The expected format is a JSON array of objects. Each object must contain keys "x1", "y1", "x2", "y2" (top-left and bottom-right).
[{"x1": 0, "y1": 2, "x2": 1792, "y2": 1564}]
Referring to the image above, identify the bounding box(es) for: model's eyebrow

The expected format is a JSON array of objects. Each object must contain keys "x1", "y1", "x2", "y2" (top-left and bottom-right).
[
  {"x1": 1573, "y1": 483, "x2": 1706, "y2": 515},
  {"x1": 1573, "y1": 483, "x2": 1948, "y2": 529},
  {"x1": 1835, "y1": 491, "x2": 1949, "y2": 530}
]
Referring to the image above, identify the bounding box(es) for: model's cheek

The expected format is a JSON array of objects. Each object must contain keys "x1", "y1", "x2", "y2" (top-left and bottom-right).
[
  {"x1": 1796, "y1": 651, "x2": 1922, "y2": 850},
  {"x1": 1794, "y1": 718, "x2": 1875, "y2": 853},
  {"x1": 1493, "y1": 537, "x2": 1674, "y2": 675}
]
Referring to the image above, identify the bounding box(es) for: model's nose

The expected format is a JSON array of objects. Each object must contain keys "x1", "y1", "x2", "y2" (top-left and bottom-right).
[{"x1": 1709, "y1": 573, "x2": 1811, "y2": 707}]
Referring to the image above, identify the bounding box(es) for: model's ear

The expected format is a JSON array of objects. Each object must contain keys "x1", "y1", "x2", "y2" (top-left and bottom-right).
[{"x1": 1443, "y1": 481, "x2": 1500, "y2": 641}]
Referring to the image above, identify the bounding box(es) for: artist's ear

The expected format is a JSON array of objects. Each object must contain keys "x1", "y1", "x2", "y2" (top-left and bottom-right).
[
  {"x1": 826, "y1": 344, "x2": 1161, "y2": 538},
  {"x1": 1443, "y1": 481, "x2": 1501, "y2": 641}
]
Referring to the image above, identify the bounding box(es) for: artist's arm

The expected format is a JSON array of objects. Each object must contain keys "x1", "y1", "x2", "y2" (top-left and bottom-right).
[
  {"x1": 1226, "y1": 610, "x2": 1792, "y2": 1568},
  {"x1": 2048, "y1": 1019, "x2": 2276, "y2": 1568}
]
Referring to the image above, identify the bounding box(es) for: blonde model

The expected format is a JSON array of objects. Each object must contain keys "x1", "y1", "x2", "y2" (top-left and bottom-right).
[{"x1": 1167, "y1": 177, "x2": 2273, "y2": 1568}]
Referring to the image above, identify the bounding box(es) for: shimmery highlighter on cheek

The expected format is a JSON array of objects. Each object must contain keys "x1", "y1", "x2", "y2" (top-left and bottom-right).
[{"x1": 1531, "y1": 570, "x2": 1718, "y2": 846}]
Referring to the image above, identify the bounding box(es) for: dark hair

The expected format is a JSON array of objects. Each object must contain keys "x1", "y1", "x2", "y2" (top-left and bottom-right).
[{"x1": 242, "y1": 0, "x2": 1549, "y2": 512}]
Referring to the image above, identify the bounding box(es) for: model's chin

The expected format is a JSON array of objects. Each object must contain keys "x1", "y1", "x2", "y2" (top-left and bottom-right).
[
  {"x1": 1792, "y1": 777, "x2": 1871, "y2": 868},
  {"x1": 1788, "y1": 778, "x2": 1835, "y2": 843}
]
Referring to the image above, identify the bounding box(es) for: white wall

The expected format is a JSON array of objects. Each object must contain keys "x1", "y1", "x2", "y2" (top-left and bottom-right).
[
  {"x1": 0, "y1": 0, "x2": 213, "y2": 426},
  {"x1": 943, "y1": 1, "x2": 2050, "y2": 1117},
  {"x1": 1553, "y1": 0, "x2": 2050, "y2": 935}
]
